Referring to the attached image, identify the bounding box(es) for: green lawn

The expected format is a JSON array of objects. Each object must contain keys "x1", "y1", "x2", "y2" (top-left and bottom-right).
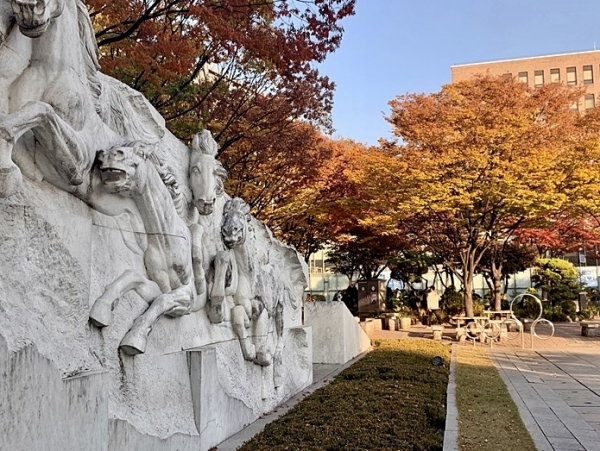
[
  {"x1": 455, "y1": 347, "x2": 536, "y2": 451},
  {"x1": 238, "y1": 339, "x2": 450, "y2": 451}
]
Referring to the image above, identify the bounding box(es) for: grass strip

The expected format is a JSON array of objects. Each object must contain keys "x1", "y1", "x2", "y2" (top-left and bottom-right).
[
  {"x1": 238, "y1": 339, "x2": 450, "y2": 451},
  {"x1": 455, "y1": 347, "x2": 536, "y2": 450}
]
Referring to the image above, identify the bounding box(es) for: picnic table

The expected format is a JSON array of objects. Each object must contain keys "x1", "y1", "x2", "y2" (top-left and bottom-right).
[
  {"x1": 452, "y1": 316, "x2": 490, "y2": 342},
  {"x1": 483, "y1": 310, "x2": 513, "y2": 321},
  {"x1": 452, "y1": 316, "x2": 488, "y2": 328}
]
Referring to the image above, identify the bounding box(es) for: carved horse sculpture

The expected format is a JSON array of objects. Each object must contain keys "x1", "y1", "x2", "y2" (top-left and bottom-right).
[
  {"x1": 0, "y1": 0, "x2": 161, "y2": 198},
  {"x1": 0, "y1": 0, "x2": 32, "y2": 196},
  {"x1": 189, "y1": 130, "x2": 228, "y2": 215},
  {"x1": 210, "y1": 197, "x2": 272, "y2": 366},
  {"x1": 89, "y1": 141, "x2": 206, "y2": 355},
  {"x1": 0, "y1": 0, "x2": 122, "y2": 197}
]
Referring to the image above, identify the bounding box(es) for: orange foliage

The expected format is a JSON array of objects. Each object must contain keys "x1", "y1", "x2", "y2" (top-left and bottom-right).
[{"x1": 368, "y1": 76, "x2": 600, "y2": 314}]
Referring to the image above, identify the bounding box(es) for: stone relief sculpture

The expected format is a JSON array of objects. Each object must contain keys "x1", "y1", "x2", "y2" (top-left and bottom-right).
[
  {"x1": 89, "y1": 141, "x2": 205, "y2": 355},
  {"x1": 0, "y1": 0, "x2": 119, "y2": 198},
  {"x1": 0, "y1": 0, "x2": 315, "y2": 445},
  {"x1": 189, "y1": 130, "x2": 228, "y2": 215},
  {"x1": 0, "y1": 0, "x2": 163, "y2": 200},
  {"x1": 209, "y1": 198, "x2": 273, "y2": 366}
]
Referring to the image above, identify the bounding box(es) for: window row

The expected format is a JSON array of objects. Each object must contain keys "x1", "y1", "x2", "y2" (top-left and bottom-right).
[
  {"x1": 507, "y1": 65, "x2": 596, "y2": 86},
  {"x1": 568, "y1": 94, "x2": 595, "y2": 111}
]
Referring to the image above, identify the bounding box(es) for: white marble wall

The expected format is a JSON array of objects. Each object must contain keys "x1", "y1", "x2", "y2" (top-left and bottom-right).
[{"x1": 304, "y1": 301, "x2": 371, "y2": 364}]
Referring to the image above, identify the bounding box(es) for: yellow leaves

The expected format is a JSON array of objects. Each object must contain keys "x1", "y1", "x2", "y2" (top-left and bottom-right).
[{"x1": 377, "y1": 76, "x2": 599, "y2": 231}]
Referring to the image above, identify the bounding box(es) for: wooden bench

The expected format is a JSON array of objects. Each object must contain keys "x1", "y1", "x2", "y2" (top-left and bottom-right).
[{"x1": 581, "y1": 321, "x2": 600, "y2": 337}]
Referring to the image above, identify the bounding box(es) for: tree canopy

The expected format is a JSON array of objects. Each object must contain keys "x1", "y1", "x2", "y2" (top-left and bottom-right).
[{"x1": 362, "y1": 76, "x2": 600, "y2": 315}]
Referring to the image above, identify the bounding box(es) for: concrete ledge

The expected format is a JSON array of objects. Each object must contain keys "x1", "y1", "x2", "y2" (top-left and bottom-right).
[{"x1": 443, "y1": 343, "x2": 458, "y2": 451}]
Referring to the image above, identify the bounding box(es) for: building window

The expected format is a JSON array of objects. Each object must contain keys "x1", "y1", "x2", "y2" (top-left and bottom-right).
[
  {"x1": 570, "y1": 101, "x2": 579, "y2": 111},
  {"x1": 583, "y1": 65, "x2": 594, "y2": 84},
  {"x1": 567, "y1": 67, "x2": 577, "y2": 85},
  {"x1": 518, "y1": 71, "x2": 528, "y2": 84},
  {"x1": 502, "y1": 73, "x2": 512, "y2": 80},
  {"x1": 550, "y1": 68, "x2": 560, "y2": 83},
  {"x1": 534, "y1": 70, "x2": 544, "y2": 87},
  {"x1": 585, "y1": 94, "x2": 595, "y2": 109}
]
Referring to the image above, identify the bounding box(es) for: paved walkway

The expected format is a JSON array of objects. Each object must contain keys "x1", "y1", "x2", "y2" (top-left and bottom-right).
[{"x1": 488, "y1": 323, "x2": 600, "y2": 451}]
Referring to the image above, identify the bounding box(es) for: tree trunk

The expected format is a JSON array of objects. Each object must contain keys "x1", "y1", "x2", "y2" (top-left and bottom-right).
[
  {"x1": 463, "y1": 274, "x2": 474, "y2": 317},
  {"x1": 491, "y1": 260, "x2": 503, "y2": 311},
  {"x1": 461, "y1": 249, "x2": 479, "y2": 317}
]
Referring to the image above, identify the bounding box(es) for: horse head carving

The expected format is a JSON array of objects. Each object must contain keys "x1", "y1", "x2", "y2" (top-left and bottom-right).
[
  {"x1": 189, "y1": 130, "x2": 227, "y2": 215},
  {"x1": 221, "y1": 197, "x2": 251, "y2": 250},
  {"x1": 96, "y1": 141, "x2": 154, "y2": 197},
  {"x1": 9, "y1": 0, "x2": 65, "y2": 37}
]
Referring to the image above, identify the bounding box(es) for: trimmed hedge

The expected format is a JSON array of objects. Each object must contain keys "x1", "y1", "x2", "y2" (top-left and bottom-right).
[{"x1": 239, "y1": 339, "x2": 450, "y2": 451}]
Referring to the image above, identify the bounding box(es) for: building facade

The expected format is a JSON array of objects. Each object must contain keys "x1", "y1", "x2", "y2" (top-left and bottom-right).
[{"x1": 451, "y1": 50, "x2": 600, "y2": 110}]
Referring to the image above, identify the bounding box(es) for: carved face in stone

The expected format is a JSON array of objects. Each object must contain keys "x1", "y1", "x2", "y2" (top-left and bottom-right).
[
  {"x1": 221, "y1": 198, "x2": 250, "y2": 249},
  {"x1": 189, "y1": 131, "x2": 227, "y2": 215},
  {"x1": 96, "y1": 143, "x2": 150, "y2": 197},
  {"x1": 10, "y1": 0, "x2": 64, "y2": 38}
]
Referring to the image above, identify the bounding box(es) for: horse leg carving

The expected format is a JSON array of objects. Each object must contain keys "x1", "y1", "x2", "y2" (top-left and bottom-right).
[
  {"x1": 119, "y1": 286, "x2": 193, "y2": 355},
  {"x1": 232, "y1": 304, "x2": 255, "y2": 361},
  {"x1": 90, "y1": 269, "x2": 161, "y2": 327},
  {"x1": 0, "y1": 138, "x2": 22, "y2": 198},
  {"x1": 190, "y1": 223, "x2": 206, "y2": 312},
  {"x1": 209, "y1": 250, "x2": 237, "y2": 323},
  {"x1": 0, "y1": 101, "x2": 91, "y2": 185},
  {"x1": 253, "y1": 305, "x2": 272, "y2": 367},
  {"x1": 273, "y1": 301, "x2": 284, "y2": 380}
]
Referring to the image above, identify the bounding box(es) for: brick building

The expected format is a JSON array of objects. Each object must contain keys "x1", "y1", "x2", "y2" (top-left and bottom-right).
[{"x1": 451, "y1": 50, "x2": 600, "y2": 110}]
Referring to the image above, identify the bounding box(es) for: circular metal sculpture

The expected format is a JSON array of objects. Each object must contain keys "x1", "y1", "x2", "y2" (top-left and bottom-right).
[{"x1": 509, "y1": 293, "x2": 555, "y2": 348}]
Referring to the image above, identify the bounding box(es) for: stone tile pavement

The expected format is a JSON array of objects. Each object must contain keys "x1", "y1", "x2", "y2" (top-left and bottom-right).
[{"x1": 490, "y1": 339, "x2": 600, "y2": 451}]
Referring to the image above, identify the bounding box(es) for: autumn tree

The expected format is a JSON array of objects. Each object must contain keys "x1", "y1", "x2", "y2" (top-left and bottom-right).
[
  {"x1": 88, "y1": 0, "x2": 355, "y2": 210},
  {"x1": 319, "y1": 141, "x2": 411, "y2": 277},
  {"x1": 515, "y1": 213, "x2": 600, "y2": 258},
  {"x1": 234, "y1": 134, "x2": 347, "y2": 261},
  {"x1": 326, "y1": 227, "x2": 406, "y2": 280},
  {"x1": 368, "y1": 76, "x2": 600, "y2": 316},
  {"x1": 388, "y1": 250, "x2": 440, "y2": 290},
  {"x1": 478, "y1": 242, "x2": 538, "y2": 302}
]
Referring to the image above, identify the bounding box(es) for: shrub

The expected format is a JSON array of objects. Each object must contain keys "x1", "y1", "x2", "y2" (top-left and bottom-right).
[{"x1": 441, "y1": 285, "x2": 463, "y2": 317}]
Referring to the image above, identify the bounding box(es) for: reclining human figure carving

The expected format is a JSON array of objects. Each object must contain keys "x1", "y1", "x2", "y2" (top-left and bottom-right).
[{"x1": 89, "y1": 140, "x2": 206, "y2": 355}]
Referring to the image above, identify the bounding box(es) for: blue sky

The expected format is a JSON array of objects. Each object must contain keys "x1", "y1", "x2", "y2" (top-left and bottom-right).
[{"x1": 319, "y1": 0, "x2": 600, "y2": 145}]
